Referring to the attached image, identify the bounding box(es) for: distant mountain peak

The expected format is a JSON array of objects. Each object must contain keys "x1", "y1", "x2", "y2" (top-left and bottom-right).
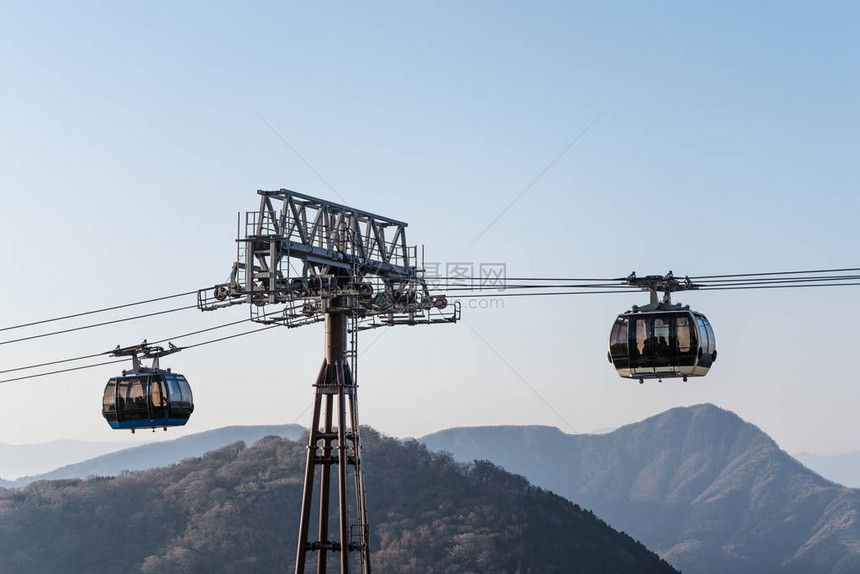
[
  {"x1": 420, "y1": 404, "x2": 860, "y2": 574},
  {"x1": 629, "y1": 402, "x2": 743, "y2": 429}
]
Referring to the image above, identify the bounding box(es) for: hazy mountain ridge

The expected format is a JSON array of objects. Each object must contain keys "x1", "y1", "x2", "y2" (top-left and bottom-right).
[
  {"x1": 0, "y1": 439, "x2": 133, "y2": 481},
  {"x1": 0, "y1": 424, "x2": 305, "y2": 488},
  {"x1": 4, "y1": 407, "x2": 857, "y2": 572},
  {"x1": 421, "y1": 404, "x2": 860, "y2": 574},
  {"x1": 0, "y1": 430, "x2": 678, "y2": 573}
]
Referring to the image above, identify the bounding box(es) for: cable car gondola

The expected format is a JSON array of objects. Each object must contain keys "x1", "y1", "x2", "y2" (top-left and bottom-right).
[
  {"x1": 608, "y1": 272, "x2": 717, "y2": 383},
  {"x1": 102, "y1": 341, "x2": 194, "y2": 431}
]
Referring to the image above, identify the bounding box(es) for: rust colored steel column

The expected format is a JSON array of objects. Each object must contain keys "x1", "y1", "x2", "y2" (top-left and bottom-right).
[
  {"x1": 336, "y1": 360, "x2": 350, "y2": 574},
  {"x1": 317, "y1": 392, "x2": 334, "y2": 574},
  {"x1": 295, "y1": 294, "x2": 371, "y2": 574},
  {"x1": 295, "y1": 362, "x2": 326, "y2": 573}
]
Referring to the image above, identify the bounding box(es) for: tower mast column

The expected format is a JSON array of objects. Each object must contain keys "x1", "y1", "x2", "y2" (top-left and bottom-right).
[
  {"x1": 295, "y1": 294, "x2": 371, "y2": 574},
  {"x1": 197, "y1": 189, "x2": 457, "y2": 574}
]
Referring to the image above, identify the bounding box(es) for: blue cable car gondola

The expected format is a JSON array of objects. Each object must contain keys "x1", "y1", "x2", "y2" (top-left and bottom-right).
[
  {"x1": 102, "y1": 371, "x2": 194, "y2": 430},
  {"x1": 102, "y1": 341, "x2": 194, "y2": 431},
  {"x1": 608, "y1": 273, "x2": 717, "y2": 383}
]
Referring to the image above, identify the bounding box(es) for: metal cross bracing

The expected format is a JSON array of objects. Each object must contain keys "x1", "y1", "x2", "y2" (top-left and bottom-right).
[
  {"x1": 196, "y1": 189, "x2": 458, "y2": 574},
  {"x1": 197, "y1": 189, "x2": 460, "y2": 331}
]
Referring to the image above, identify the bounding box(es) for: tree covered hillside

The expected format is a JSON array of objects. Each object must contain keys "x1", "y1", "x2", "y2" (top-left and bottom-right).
[{"x1": 0, "y1": 429, "x2": 677, "y2": 573}]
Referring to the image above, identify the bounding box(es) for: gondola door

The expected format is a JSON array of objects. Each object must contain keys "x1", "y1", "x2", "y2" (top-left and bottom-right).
[
  {"x1": 149, "y1": 377, "x2": 167, "y2": 420},
  {"x1": 630, "y1": 316, "x2": 653, "y2": 372},
  {"x1": 117, "y1": 376, "x2": 149, "y2": 424},
  {"x1": 675, "y1": 314, "x2": 698, "y2": 368},
  {"x1": 630, "y1": 314, "x2": 677, "y2": 374},
  {"x1": 651, "y1": 315, "x2": 673, "y2": 368}
]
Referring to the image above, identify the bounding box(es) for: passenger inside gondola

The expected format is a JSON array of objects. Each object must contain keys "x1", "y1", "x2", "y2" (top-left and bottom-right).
[
  {"x1": 608, "y1": 308, "x2": 716, "y2": 381},
  {"x1": 653, "y1": 317, "x2": 671, "y2": 366}
]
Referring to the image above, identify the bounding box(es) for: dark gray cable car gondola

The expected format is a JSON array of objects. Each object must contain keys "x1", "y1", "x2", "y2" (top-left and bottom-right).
[
  {"x1": 102, "y1": 341, "x2": 194, "y2": 431},
  {"x1": 608, "y1": 272, "x2": 717, "y2": 383}
]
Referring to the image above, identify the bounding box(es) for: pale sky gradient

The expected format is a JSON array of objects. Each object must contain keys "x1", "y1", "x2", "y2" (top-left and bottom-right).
[{"x1": 1, "y1": 2, "x2": 858, "y2": 455}]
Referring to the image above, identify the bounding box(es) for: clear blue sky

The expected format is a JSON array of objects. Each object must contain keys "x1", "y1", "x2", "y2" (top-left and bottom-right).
[{"x1": 0, "y1": 1, "x2": 858, "y2": 454}]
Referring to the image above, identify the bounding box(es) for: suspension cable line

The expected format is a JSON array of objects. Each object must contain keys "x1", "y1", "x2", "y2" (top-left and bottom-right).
[
  {"x1": 0, "y1": 289, "x2": 205, "y2": 333},
  {"x1": 0, "y1": 323, "x2": 280, "y2": 385},
  {"x1": 0, "y1": 351, "x2": 108, "y2": 376},
  {"x1": 2, "y1": 266, "x2": 860, "y2": 384},
  {"x1": 697, "y1": 277, "x2": 860, "y2": 287},
  {"x1": 425, "y1": 267, "x2": 860, "y2": 283},
  {"x1": 688, "y1": 266, "x2": 860, "y2": 280},
  {"x1": 2, "y1": 266, "x2": 859, "y2": 360},
  {"x1": 446, "y1": 289, "x2": 632, "y2": 298},
  {"x1": 182, "y1": 324, "x2": 281, "y2": 350},
  {"x1": 0, "y1": 316, "x2": 257, "y2": 376},
  {"x1": 0, "y1": 358, "x2": 129, "y2": 385},
  {"x1": 443, "y1": 280, "x2": 860, "y2": 298},
  {"x1": 699, "y1": 282, "x2": 860, "y2": 292},
  {"x1": 0, "y1": 304, "x2": 199, "y2": 347},
  {"x1": 437, "y1": 276, "x2": 860, "y2": 292}
]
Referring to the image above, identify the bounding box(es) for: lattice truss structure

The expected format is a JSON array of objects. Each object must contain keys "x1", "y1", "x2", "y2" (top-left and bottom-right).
[
  {"x1": 198, "y1": 189, "x2": 459, "y2": 330},
  {"x1": 196, "y1": 189, "x2": 458, "y2": 573}
]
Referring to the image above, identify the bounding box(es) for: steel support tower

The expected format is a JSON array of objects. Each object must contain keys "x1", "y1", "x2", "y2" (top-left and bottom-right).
[
  {"x1": 294, "y1": 289, "x2": 370, "y2": 573},
  {"x1": 198, "y1": 190, "x2": 458, "y2": 573}
]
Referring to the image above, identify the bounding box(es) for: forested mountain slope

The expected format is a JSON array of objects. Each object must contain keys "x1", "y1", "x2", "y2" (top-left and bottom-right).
[
  {"x1": 0, "y1": 424, "x2": 305, "y2": 488},
  {"x1": 0, "y1": 429, "x2": 677, "y2": 573}
]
